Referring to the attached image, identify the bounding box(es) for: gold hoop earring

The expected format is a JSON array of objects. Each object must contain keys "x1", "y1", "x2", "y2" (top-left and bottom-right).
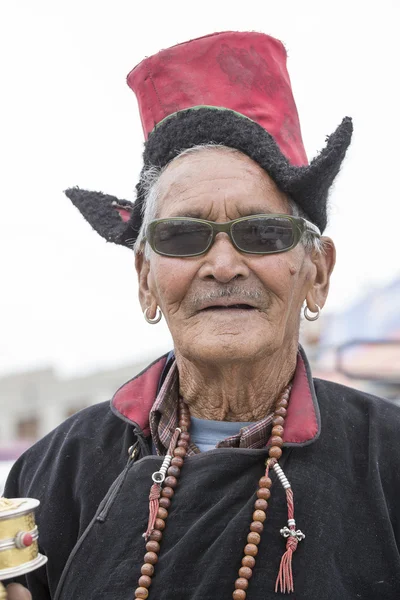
[
  {"x1": 144, "y1": 306, "x2": 162, "y2": 324},
  {"x1": 304, "y1": 304, "x2": 320, "y2": 322}
]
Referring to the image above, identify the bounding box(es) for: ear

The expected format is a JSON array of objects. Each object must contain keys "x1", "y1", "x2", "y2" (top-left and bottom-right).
[
  {"x1": 64, "y1": 188, "x2": 137, "y2": 248},
  {"x1": 305, "y1": 237, "x2": 336, "y2": 311},
  {"x1": 135, "y1": 251, "x2": 158, "y2": 316}
]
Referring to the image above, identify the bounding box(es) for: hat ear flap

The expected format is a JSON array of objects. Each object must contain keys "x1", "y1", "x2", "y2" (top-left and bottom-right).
[
  {"x1": 285, "y1": 117, "x2": 353, "y2": 231},
  {"x1": 64, "y1": 187, "x2": 136, "y2": 247}
]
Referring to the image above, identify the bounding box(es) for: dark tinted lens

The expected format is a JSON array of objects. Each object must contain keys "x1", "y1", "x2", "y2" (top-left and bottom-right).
[
  {"x1": 151, "y1": 220, "x2": 213, "y2": 256},
  {"x1": 232, "y1": 217, "x2": 295, "y2": 253}
]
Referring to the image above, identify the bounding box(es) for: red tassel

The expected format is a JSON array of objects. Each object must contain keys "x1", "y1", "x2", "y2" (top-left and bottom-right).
[
  {"x1": 275, "y1": 534, "x2": 297, "y2": 593},
  {"x1": 275, "y1": 487, "x2": 302, "y2": 594},
  {"x1": 143, "y1": 428, "x2": 182, "y2": 541},
  {"x1": 143, "y1": 483, "x2": 161, "y2": 541}
]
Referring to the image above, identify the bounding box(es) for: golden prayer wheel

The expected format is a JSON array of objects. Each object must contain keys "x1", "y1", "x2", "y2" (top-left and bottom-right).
[{"x1": 0, "y1": 498, "x2": 47, "y2": 599}]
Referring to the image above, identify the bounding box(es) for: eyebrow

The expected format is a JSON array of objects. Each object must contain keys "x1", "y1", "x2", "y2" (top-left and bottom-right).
[{"x1": 168, "y1": 207, "x2": 278, "y2": 219}]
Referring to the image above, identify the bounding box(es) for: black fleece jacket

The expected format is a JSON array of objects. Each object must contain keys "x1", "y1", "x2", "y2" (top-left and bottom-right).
[{"x1": 4, "y1": 356, "x2": 400, "y2": 600}]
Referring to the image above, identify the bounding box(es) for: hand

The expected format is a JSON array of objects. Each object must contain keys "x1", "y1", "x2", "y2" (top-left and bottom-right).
[{"x1": 5, "y1": 584, "x2": 32, "y2": 599}]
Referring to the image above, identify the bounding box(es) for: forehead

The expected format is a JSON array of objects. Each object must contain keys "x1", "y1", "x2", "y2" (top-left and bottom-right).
[{"x1": 156, "y1": 149, "x2": 291, "y2": 218}]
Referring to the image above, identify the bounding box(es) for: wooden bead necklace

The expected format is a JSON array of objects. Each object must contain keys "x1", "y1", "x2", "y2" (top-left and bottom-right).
[{"x1": 135, "y1": 385, "x2": 304, "y2": 599}]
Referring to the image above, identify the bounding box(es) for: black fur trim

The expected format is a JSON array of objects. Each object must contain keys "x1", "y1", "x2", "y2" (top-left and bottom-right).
[
  {"x1": 138, "y1": 108, "x2": 353, "y2": 234},
  {"x1": 65, "y1": 109, "x2": 352, "y2": 247},
  {"x1": 64, "y1": 188, "x2": 135, "y2": 247}
]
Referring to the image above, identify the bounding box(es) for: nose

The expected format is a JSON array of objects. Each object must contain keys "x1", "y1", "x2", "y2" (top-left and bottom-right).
[{"x1": 198, "y1": 233, "x2": 250, "y2": 283}]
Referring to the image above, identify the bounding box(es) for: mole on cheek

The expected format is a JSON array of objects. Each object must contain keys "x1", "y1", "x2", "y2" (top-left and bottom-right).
[{"x1": 289, "y1": 265, "x2": 297, "y2": 276}]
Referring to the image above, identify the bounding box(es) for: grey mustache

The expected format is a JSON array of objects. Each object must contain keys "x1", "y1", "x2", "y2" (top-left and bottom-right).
[{"x1": 191, "y1": 286, "x2": 264, "y2": 310}]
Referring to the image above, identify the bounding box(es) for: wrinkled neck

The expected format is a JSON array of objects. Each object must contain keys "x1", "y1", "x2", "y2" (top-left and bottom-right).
[{"x1": 175, "y1": 344, "x2": 297, "y2": 422}]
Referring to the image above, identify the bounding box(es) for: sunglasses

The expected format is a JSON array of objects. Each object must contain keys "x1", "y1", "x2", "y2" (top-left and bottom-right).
[{"x1": 145, "y1": 214, "x2": 321, "y2": 258}]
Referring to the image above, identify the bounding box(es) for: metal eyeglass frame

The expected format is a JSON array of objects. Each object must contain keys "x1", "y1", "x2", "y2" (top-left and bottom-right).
[{"x1": 145, "y1": 214, "x2": 321, "y2": 258}]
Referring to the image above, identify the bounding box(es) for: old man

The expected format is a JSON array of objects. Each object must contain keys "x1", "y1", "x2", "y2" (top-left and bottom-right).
[{"x1": 4, "y1": 31, "x2": 400, "y2": 600}]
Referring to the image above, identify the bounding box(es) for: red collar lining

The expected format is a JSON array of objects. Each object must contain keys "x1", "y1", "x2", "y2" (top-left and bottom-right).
[
  {"x1": 111, "y1": 355, "x2": 167, "y2": 436},
  {"x1": 278, "y1": 351, "x2": 319, "y2": 445}
]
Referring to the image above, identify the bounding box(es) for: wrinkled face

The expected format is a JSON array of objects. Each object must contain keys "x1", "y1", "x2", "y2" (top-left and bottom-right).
[{"x1": 136, "y1": 149, "x2": 332, "y2": 365}]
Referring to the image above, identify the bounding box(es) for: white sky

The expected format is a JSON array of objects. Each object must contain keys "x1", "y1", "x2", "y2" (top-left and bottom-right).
[{"x1": 1, "y1": 0, "x2": 399, "y2": 376}]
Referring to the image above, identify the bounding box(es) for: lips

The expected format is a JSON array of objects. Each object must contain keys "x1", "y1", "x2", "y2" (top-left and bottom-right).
[
  {"x1": 193, "y1": 291, "x2": 264, "y2": 314},
  {"x1": 200, "y1": 303, "x2": 256, "y2": 311}
]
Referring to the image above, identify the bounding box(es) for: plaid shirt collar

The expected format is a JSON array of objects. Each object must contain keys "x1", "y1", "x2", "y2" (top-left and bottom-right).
[{"x1": 150, "y1": 359, "x2": 274, "y2": 456}]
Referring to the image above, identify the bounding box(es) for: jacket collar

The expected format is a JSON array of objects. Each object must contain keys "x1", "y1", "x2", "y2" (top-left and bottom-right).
[{"x1": 110, "y1": 346, "x2": 321, "y2": 447}]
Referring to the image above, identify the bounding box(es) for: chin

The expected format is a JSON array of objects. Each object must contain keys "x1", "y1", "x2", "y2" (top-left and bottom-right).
[{"x1": 180, "y1": 330, "x2": 279, "y2": 365}]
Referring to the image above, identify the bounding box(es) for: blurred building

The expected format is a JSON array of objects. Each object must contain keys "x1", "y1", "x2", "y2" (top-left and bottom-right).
[
  {"x1": 301, "y1": 276, "x2": 400, "y2": 404},
  {"x1": 320, "y1": 277, "x2": 400, "y2": 345},
  {"x1": 0, "y1": 359, "x2": 153, "y2": 447}
]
